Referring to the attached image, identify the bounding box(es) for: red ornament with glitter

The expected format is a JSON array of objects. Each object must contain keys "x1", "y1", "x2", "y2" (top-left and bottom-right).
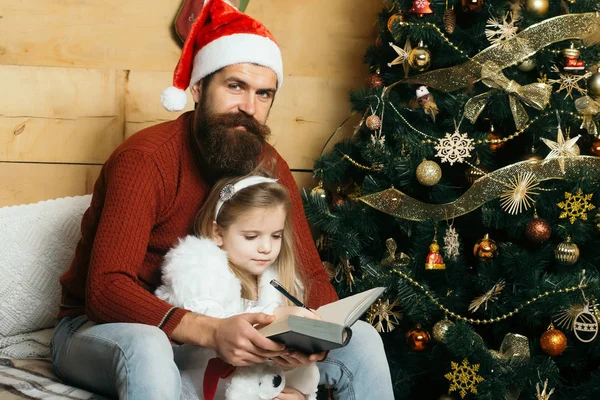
[{"x1": 409, "y1": 0, "x2": 434, "y2": 17}]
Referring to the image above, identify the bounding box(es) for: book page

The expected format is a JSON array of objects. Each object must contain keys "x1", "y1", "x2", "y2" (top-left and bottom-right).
[{"x1": 316, "y1": 287, "x2": 386, "y2": 326}]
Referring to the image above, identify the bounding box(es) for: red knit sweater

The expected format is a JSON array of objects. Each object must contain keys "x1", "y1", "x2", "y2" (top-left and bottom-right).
[{"x1": 58, "y1": 111, "x2": 338, "y2": 338}]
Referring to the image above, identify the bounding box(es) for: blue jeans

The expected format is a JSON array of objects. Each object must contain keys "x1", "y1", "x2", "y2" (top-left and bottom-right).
[{"x1": 50, "y1": 316, "x2": 394, "y2": 400}]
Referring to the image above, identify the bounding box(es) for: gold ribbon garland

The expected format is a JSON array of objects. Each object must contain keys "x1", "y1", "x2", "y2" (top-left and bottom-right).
[
  {"x1": 490, "y1": 333, "x2": 530, "y2": 400},
  {"x1": 388, "y1": 13, "x2": 600, "y2": 93},
  {"x1": 359, "y1": 156, "x2": 600, "y2": 221},
  {"x1": 575, "y1": 96, "x2": 600, "y2": 137},
  {"x1": 464, "y1": 61, "x2": 552, "y2": 130},
  {"x1": 489, "y1": 333, "x2": 530, "y2": 361}
]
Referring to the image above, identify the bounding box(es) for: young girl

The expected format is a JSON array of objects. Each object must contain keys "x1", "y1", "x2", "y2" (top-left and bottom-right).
[{"x1": 155, "y1": 172, "x2": 320, "y2": 400}]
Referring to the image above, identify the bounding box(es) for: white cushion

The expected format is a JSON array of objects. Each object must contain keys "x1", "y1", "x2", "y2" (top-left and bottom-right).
[{"x1": 0, "y1": 195, "x2": 91, "y2": 337}]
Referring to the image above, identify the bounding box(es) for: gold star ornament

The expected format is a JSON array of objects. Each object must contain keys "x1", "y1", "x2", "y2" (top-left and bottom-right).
[
  {"x1": 367, "y1": 298, "x2": 402, "y2": 332},
  {"x1": 536, "y1": 379, "x2": 555, "y2": 400},
  {"x1": 499, "y1": 172, "x2": 540, "y2": 215},
  {"x1": 387, "y1": 42, "x2": 408, "y2": 68},
  {"x1": 541, "y1": 126, "x2": 580, "y2": 173}
]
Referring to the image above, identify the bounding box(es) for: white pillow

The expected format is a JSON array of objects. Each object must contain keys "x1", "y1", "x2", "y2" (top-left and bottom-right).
[{"x1": 0, "y1": 195, "x2": 91, "y2": 337}]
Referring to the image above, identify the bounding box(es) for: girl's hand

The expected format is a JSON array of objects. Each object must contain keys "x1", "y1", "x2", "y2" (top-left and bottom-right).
[
  {"x1": 275, "y1": 387, "x2": 306, "y2": 400},
  {"x1": 273, "y1": 306, "x2": 322, "y2": 321}
]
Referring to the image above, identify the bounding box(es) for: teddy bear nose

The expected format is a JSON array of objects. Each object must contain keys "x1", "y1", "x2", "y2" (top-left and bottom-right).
[{"x1": 272, "y1": 375, "x2": 282, "y2": 387}]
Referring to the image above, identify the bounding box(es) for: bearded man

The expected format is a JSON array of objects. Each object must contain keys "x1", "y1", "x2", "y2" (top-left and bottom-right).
[{"x1": 51, "y1": 1, "x2": 393, "y2": 399}]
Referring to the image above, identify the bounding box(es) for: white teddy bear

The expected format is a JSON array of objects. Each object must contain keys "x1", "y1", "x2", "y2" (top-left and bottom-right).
[{"x1": 224, "y1": 362, "x2": 320, "y2": 400}]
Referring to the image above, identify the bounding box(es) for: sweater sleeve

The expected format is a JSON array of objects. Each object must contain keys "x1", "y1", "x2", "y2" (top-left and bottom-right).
[
  {"x1": 273, "y1": 153, "x2": 339, "y2": 309},
  {"x1": 85, "y1": 150, "x2": 188, "y2": 337}
]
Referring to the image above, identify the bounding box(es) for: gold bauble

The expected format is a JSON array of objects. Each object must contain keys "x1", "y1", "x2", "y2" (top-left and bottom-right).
[
  {"x1": 517, "y1": 58, "x2": 537, "y2": 72},
  {"x1": 416, "y1": 159, "x2": 442, "y2": 186},
  {"x1": 540, "y1": 326, "x2": 567, "y2": 356},
  {"x1": 406, "y1": 325, "x2": 431, "y2": 351},
  {"x1": 594, "y1": 210, "x2": 600, "y2": 232},
  {"x1": 473, "y1": 233, "x2": 499, "y2": 260},
  {"x1": 487, "y1": 127, "x2": 504, "y2": 151},
  {"x1": 408, "y1": 41, "x2": 431, "y2": 72},
  {"x1": 365, "y1": 115, "x2": 382, "y2": 130},
  {"x1": 387, "y1": 13, "x2": 404, "y2": 33},
  {"x1": 438, "y1": 396, "x2": 456, "y2": 400},
  {"x1": 587, "y1": 71, "x2": 600, "y2": 99},
  {"x1": 465, "y1": 166, "x2": 488, "y2": 185},
  {"x1": 433, "y1": 318, "x2": 454, "y2": 343},
  {"x1": 524, "y1": 0, "x2": 549, "y2": 15},
  {"x1": 554, "y1": 236, "x2": 580, "y2": 264}
]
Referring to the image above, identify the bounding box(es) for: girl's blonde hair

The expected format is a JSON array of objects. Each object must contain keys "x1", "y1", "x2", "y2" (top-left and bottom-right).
[{"x1": 195, "y1": 170, "x2": 301, "y2": 303}]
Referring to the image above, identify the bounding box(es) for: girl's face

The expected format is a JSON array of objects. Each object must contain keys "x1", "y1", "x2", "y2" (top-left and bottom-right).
[{"x1": 213, "y1": 205, "x2": 286, "y2": 276}]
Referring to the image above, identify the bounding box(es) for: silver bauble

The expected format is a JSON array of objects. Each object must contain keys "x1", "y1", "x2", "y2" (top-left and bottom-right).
[{"x1": 433, "y1": 318, "x2": 454, "y2": 343}]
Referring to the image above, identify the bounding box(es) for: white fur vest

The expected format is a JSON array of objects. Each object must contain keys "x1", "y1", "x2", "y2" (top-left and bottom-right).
[{"x1": 155, "y1": 235, "x2": 284, "y2": 316}]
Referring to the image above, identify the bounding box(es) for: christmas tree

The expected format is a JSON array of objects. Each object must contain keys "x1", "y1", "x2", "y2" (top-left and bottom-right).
[{"x1": 304, "y1": 0, "x2": 600, "y2": 399}]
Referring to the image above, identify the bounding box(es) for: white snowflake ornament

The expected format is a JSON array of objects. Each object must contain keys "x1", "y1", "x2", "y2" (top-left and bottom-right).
[
  {"x1": 485, "y1": 13, "x2": 519, "y2": 45},
  {"x1": 434, "y1": 129, "x2": 475, "y2": 166},
  {"x1": 443, "y1": 226, "x2": 460, "y2": 261}
]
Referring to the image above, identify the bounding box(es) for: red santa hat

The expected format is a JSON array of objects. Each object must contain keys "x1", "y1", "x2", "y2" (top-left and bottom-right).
[{"x1": 161, "y1": 0, "x2": 283, "y2": 112}]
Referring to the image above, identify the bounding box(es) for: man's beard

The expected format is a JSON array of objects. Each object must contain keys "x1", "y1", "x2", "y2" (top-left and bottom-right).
[{"x1": 193, "y1": 109, "x2": 271, "y2": 177}]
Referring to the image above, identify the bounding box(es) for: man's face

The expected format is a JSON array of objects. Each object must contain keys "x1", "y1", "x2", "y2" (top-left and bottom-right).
[{"x1": 191, "y1": 64, "x2": 278, "y2": 176}]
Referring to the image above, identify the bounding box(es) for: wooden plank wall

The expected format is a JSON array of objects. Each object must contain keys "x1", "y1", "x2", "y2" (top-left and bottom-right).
[{"x1": 0, "y1": 0, "x2": 380, "y2": 207}]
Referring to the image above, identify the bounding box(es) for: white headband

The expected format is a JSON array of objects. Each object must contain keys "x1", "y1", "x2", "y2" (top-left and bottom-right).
[{"x1": 215, "y1": 176, "x2": 278, "y2": 218}]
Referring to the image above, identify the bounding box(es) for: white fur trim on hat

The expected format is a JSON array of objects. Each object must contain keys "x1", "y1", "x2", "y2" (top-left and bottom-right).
[
  {"x1": 190, "y1": 33, "x2": 283, "y2": 90},
  {"x1": 161, "y1": 86, "x2": 188, "y2": 112}
]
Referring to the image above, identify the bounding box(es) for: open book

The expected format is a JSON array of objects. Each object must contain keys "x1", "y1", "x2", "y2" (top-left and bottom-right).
[{"x1": 258, "y1": 287, "x2": 386, "y2": 354}]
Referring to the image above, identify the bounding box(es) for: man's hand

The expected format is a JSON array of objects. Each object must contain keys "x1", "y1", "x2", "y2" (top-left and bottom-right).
[
  {"x1": 212, "y1": 313, "x2": 286, "y2": 366},
  {"x1": 171, "y1": 312, "x2": 285, "y2": 366},
  {"x1": 275, "y1": 387, "x2": 306, "y2": 400},
  {"x1": 272, "y1": 349, "x2": 327, "y2": 368}
]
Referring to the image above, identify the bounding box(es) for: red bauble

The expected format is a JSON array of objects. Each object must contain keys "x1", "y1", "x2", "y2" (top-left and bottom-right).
[
  {"x1": 540, "y1": 327, "x2": 567, "y2": 356},
  {"x1": 590, "y1": 139, "x2": 600, "y2": 157},
  {"x1": 525, "y1": 218, "x2": 552, "y2": 243},
  {"x1": 366, "y1": 115, "x2": 382, "y2": 130},
  {"x1": 406, "y1": 325, "x2": 431, "y2": 351},
  {"x1": 387, "y1": 13, "x2": 404, "y2": 33},
  {"x1": 409, "y1": 0, "x2": 434, "y2": 17},
  {"x1": 366, "y1": 73, "x2": 384, "y2": 88},
  {"x1": 461, "y1": 0, "x2": 484, "y2": 12}
]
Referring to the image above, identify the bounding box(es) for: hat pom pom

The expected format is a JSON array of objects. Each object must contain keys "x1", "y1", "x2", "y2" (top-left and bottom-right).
[{"x1": 161, "y1": 86, "x2": 188, "y2": 112}]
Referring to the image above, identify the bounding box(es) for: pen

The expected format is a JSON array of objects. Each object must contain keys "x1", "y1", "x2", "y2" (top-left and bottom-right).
[{"x1": 269, "y1": 279, "x2": 311, "y2": 311}]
